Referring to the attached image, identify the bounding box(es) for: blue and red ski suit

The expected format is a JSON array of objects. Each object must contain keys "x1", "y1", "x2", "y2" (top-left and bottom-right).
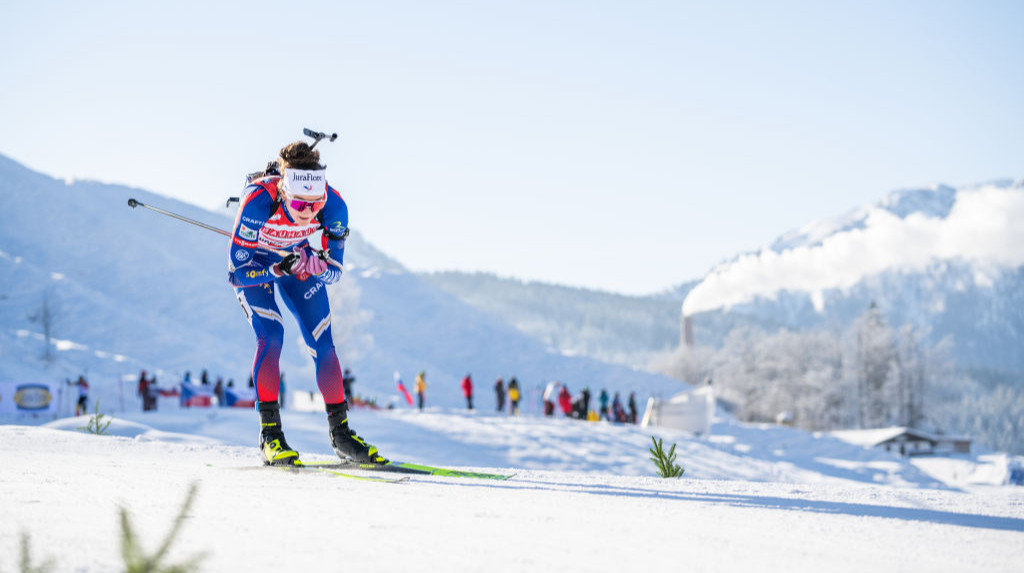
[{"x1": 228, "y1": 174, "x2": 349, "y2": 405}]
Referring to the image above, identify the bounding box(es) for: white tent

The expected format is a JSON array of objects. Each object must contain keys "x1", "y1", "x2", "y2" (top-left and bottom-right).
[{"x1": 640, "y1": 385, "x2": 714, "y2": 435}]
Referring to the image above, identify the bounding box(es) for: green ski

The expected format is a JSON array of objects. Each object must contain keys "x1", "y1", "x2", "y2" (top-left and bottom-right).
[
  {"x1": 300, "y1": 460, "x2": 512, "y2": 480},
  {"x1": 211, "y1": 462, "x2": 409, "y2": 483},
  {"x1": 290, "y1": 462, "x2": 410, "y2": 483}
]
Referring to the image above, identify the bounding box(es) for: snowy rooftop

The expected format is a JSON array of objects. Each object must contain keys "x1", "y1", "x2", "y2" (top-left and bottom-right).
[{"x1": 832, "y1": 426, "x2": 973, "y2": 447}]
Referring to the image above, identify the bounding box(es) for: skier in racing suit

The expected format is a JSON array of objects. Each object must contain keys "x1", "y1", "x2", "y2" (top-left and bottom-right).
[{"x1": 228, "y1": 141, "x2": 386, "y2": 466}]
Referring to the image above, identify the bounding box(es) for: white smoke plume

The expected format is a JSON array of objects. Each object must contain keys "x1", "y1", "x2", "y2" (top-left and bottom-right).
[{"x1": 683, "y1": 182, "x2": 1024, "y2": 316}]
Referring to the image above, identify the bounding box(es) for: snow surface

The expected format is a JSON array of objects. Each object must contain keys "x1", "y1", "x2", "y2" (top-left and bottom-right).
[{"x1": 2, "y1": 407, "x2": 1023, "y2": 573}]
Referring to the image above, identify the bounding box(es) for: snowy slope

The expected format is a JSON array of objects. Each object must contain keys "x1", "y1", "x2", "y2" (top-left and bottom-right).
[
  {"x1": 2, "y1": 411, "x2": 1022, "y2": 573},
  {"x1": 0, "y1": 154, "x2": 686, "y2": 409},
  {"x1": 681, "y1": 180, "x2": 1024, "y2": 373},
  {"x1": 421, "y1": 270, "x2": 691, "y2": 368},
  {"x1": 38, "y1": 405, "x2": 952, "y2": 485}
]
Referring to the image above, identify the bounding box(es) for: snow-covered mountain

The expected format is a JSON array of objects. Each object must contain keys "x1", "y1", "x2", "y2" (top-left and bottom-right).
[
  {"x1": 683, "y1": 180, "x2": 1024, "y2": 376},
  {"x1": 418, "y1": 182, "x2": 1024, "y2": 381},
  {"x1": 0, "y1": 154, "x2": 686, "y2": 408}
]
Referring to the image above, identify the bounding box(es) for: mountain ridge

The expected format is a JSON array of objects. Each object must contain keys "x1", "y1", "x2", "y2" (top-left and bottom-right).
[
  {"x1": 420, "y1": 181, "x2": 1024, "y2": 380},
  {"x1": 680, "y1": 180, "x2": 1024, "y2": 375},
  {"x1": 0, "y1": 154, "x2": 687, "y2": 409}
]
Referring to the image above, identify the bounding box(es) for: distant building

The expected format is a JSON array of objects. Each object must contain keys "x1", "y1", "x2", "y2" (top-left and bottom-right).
[
  {"x1": 831, "y1": 427, "x2": 971, "y2": 456},
  {"x1": 640, "y1": 384, "x2": 714, "y2": 435}
]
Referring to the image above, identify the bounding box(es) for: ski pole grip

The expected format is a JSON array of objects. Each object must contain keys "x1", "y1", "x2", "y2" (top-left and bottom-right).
[{"x1": 128, "y1": 198, "x2": 140, "y2": 208}]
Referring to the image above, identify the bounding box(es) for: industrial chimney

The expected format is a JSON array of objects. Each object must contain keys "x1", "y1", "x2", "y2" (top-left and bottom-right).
[{"x1": 681, "y1": 313, "x2": 694, "y2": 348}]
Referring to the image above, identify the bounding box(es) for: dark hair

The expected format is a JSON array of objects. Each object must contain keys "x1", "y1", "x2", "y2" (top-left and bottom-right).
[{"x1": 278, "y1": 142, "x2": 324, "y2": 170}]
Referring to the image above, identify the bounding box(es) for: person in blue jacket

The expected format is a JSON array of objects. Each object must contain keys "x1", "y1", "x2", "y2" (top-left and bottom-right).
[{"x1": 228, "y1": 140, "x2": 386, "y2": 466}]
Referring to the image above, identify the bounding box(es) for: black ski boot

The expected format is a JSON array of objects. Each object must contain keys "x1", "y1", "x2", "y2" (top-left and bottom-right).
[
  {"x1": 258, "y1": 401, "x2": 300, "y2": 466},
  {"x1": 326, "y1": 401, "x2": 388, "y2": 464}
]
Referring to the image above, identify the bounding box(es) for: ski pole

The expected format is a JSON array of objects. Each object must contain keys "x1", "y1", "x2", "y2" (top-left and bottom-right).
[
  {"x1": 127, "y1": 198, "x2": 235, "y2": 240},
  {"x1": 126, "y1": 198, "x2": 342, "y2": 270}
]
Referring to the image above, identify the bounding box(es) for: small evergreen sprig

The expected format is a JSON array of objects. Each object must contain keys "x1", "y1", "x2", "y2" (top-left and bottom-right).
[
  {"x1": 18, "y1": 531, "x2": 56, "y2": 573},
  {"x1": 79, "y1": 399, "x2": 112, "y2": 435},
  {"x1": 649, "y1": 436, "x2": 685, "y2": 478},
  {"x1": 120, "y1": 482, "x2": 206, "y2": 573}
]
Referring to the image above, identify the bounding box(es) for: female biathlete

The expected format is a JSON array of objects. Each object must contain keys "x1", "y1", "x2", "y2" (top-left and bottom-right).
[{"x1": 227, "y1": 141, "x2": 386, "y2": 466}]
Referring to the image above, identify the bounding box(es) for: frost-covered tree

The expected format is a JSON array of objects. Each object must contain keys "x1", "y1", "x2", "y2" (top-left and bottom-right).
[
  {"x1": 712, "y1": 326, "x2": 765, "y2": 422},
  {"x1": 790, "y1": 330, "x2": 847, "y2": 430},
  {"x1": 932, "y1": 381, "x2": 1024, "y2": 454},
  {"x1": 654, "y1": 306, "x2": 1021, "y2": 453},
  {"x1": 893, "y1": 324, "x2": 928, "y2": 427},
  {"x1": 27, "y1": 290, "x2": 59, "y2": 363},
  {"x1": 705, "y1": 327, "x2": 848, "y2": 429},
  {"x1": 650, "y1": 343, "x2": 714, "y2": 389},
  {"x1": 851, "y1": 302, "x2": 895, "y2": 428}
]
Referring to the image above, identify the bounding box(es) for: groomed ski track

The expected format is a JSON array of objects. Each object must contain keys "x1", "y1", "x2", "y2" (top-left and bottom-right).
[{"x1": 2, "y1": 412, "x2": 1022, "y2": 573}]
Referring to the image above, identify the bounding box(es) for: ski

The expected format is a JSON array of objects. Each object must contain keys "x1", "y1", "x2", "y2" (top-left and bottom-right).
[
  {"x1": 290, "y1": 462, "x2": 410, "y2": 483},
  {"x1": 212, "y1": 463, "x2": 409, "y2": 483},
  {"x1": 299, "y1": 460, "x2": 512, "y2": 480}
]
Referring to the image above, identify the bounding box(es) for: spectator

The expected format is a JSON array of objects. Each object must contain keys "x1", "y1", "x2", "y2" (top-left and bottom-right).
[
  {"x1": 507, "y1": 378, "x2": 521, "y2": 416},
  {"x1": 415, "y1": 371, "x2": 427, "y2": 410},
  {"x1": 580, "y1": 387, "x2": 592, "y2": 419},
  {"x1": 147, "y1": 374, "x2": 160, "y2": 412},
  {"x1": 558, "y1": 384, "x2": 573, "y2": 417},
  {"x1": 627, "y1": 392, "x2": 638, "y2": 424},
  {"x1": 571, "y1": 395, "x2": 585, "y2": 419},
  {"x1": 598, "y1": 389, "x2": 610, "y2": 421},
  {"x1": 571, "y1": 386, "x2": 591, "y2": 419},
  {"x1": 342, "y1": 368, "x2": 356, "y2": 402},
  {"x1": 461, "y1": 374, "x2": 474, "y2": 410},
  {"x1": 542, "y1": 381, "x2": 561, "y2": 417},
  {"x1": 214, "y1": 377, "x2": 224, "y2": 408},
  {"x1": 494, "y1": 377, "x2": 506, "y2": 412},
  {"x1": 200, "y1": 369, "x2": 210, "y2": 386},
  {"x1": 612, "y1": 392, "x2": 627, "y2": 423},
  {"x1": 138, "y1": 370, "x2": 150, "y2": 411},
  {"x1": 67, "y1": 375, "x2": 89, "y2": 416}
]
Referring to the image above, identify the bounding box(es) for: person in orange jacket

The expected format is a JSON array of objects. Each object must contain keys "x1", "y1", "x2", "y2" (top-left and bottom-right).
[{"x1": 415, "y1": 371, "x2": 427, "y2": 410}]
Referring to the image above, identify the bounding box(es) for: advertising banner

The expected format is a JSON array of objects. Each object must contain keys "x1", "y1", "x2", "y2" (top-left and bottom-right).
[
  {"x1": 223, "y1": 386, "x2": 257, "y2": 408},
  {"x1": 180, "y1": 381, "x2": 213, "y2": 407},
  {"x1": 0, "y1": 382, "x2": 61, "y2": 416}
]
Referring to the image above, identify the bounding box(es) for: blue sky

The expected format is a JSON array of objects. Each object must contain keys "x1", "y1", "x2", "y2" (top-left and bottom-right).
[{"x1": 1, "y1": 1, "x2": 1021, "y2": 294}]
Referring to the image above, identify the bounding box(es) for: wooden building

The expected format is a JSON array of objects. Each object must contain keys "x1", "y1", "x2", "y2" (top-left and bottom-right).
[{"x1": 831, "y1": 427, "x2": 971, "y2": 456}]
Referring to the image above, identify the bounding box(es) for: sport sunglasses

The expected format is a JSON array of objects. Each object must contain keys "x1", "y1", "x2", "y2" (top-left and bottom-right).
[{"x1": 286, "y1": 195, "x2": 326, "y2": 212}]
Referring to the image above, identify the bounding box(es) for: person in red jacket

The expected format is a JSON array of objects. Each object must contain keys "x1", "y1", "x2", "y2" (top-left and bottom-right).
[
  {"x1": 558, "y1": 385, "x2": 573, "y2": 417},
  {"x1": 461, "y1": 374, "x2": 474, "y2": 410}
]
